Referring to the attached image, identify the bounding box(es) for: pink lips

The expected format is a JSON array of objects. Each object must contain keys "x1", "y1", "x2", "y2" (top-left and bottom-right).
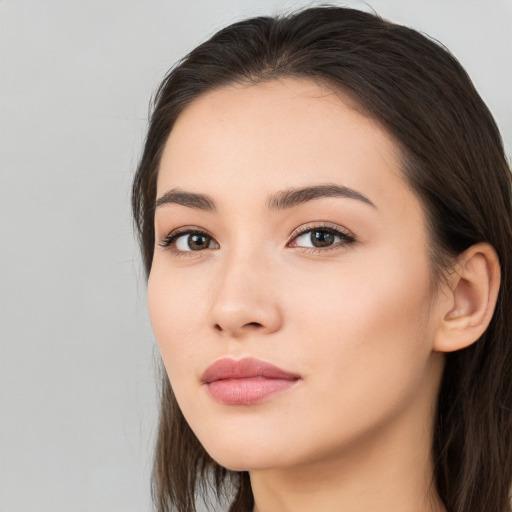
[{"x1": 201, "y1": 357, "x2": 300, "y2": 405}]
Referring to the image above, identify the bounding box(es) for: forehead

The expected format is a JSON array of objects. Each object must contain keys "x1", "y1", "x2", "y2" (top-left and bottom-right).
[{"x1": 157, "y1": 78, "x2": 413, "y2": 213}]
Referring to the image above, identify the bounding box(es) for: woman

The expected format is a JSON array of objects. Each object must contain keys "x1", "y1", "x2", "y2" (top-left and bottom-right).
[{"x1": 132, "y1": 6, "x2": 512, "y2": 512}]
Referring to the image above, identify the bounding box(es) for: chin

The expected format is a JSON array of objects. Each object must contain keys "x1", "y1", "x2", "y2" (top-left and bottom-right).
[
  {"x1": 206, "y1": 448, "x2": 284, "y2": 472},
  {"x1": 196, "y1": 430, "x2": 294, "y2": 472}
]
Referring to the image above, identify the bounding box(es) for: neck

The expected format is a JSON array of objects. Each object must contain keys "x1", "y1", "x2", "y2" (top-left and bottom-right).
[{"x1": 250, "y1": 426, "x2": 445, "y2": 512}]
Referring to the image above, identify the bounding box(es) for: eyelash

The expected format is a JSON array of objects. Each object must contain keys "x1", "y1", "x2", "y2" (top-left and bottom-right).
[{"x1": 158, "y1": 223, "x2": 356, "y2": 257}]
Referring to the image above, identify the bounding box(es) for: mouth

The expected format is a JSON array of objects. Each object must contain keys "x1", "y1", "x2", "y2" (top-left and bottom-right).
[{"x1": 201, "y1": 357, "x2": 301, "y2": 405}]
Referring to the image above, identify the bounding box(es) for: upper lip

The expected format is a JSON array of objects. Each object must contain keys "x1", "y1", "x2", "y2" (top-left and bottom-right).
[{"x1": 201, "y1": 357, "x2": 300, "y2": 383}]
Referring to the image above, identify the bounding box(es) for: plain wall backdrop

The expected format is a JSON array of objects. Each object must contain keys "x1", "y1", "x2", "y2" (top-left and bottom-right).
[{"x1": 1, "y1": 1, "x2": 510, "y2": 511}]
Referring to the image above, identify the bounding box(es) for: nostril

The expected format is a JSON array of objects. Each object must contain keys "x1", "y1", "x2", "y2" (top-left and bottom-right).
[
  {"x1": 214, "y1": 321, "x2": 263, "y2": 333},
  {"x1": 245, "y1": 322, "x2": 263, "y2": 328}
]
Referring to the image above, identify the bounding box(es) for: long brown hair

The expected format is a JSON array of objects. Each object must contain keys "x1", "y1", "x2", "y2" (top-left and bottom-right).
[{"x1": 132, "y1": 6, "x2": 512, "y2": 512}]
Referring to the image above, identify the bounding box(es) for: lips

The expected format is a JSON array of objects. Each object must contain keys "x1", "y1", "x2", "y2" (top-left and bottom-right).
[{"x1": 201, "y1": 357, "x2": 300, "y2": 405}]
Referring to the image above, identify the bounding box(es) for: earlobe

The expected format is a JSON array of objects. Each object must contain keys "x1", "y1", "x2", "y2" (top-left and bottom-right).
[{"x1": 433, "y1": 243, "x2": 501, "y2": 353}]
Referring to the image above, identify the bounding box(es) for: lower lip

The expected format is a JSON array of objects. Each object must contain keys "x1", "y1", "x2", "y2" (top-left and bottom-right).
[{"x1": 206, "y1": 377, "x2": 297, "y2": 405}]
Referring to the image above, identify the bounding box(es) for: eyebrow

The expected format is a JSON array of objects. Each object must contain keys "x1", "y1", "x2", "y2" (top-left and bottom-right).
[
  {"x1": 155, "y1": 188, "x2": 216, "y2": 211},
  {"x1": 267, "y1": 184, "x2": 376, "y2": 210},
  {"x1": 155, "y1": 184, "x2": 376, "y2": 212}
]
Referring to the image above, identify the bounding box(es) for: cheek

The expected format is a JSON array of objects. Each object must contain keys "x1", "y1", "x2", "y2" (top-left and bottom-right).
[
  {"x1": 147, "y1": 263, "x2": 206, "y2": 381},
  {"x1": 298, "y1": 248, "x2": 436, "y2": 409}
]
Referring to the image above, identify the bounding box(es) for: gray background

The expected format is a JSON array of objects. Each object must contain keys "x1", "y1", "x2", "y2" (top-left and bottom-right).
[{"x1": 1, "y1": 1, "x2": 510, "y2": 511}]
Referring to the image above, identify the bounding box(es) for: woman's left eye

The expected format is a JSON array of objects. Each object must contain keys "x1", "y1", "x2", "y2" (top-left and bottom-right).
[{"x1": 289, "y1": 225, "x2": 355, "y2": 251}]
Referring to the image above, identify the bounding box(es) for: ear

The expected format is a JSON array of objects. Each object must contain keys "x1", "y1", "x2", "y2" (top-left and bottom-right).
[{"x1": 433, "y1": 242, "x2": 501, "y2": 353}]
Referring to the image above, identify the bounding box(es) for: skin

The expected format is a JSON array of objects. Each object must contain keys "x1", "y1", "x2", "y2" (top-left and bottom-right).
[{"x1": 147, "y1": 78, "x2": 470, "y2": 512}]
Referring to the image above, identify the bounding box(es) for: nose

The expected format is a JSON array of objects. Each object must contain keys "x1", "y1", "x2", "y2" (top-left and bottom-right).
[{"x1": 208, "y1": 250, "x2": 283, "y2": 339}]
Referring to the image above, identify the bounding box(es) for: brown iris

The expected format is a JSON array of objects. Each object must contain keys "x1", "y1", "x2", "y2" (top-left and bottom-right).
[
  {"x1": 188, "y1": 234, "x2": 211, "y2": 250},
  {"x1": 310, "y1": 230, "x2": 335, "y2": 247}
]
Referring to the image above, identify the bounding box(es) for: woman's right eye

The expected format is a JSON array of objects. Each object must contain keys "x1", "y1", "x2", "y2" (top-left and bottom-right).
[{"x1": 159, "y1": 229, "x2": 219, "y2": 255}]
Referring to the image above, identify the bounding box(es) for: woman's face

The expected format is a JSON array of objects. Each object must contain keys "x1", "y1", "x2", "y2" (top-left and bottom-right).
[{"x1": 148, "y1": 79, "x2": 445, "y2": 472}]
